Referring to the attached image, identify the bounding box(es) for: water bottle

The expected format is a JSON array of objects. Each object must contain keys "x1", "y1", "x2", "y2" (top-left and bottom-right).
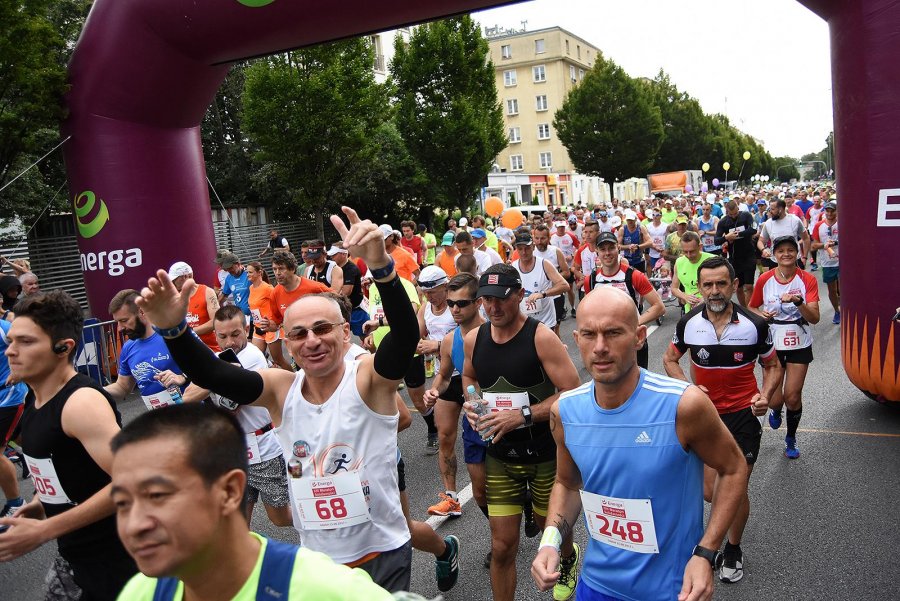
[
  {"x1": 466, "y1": 385, "x2": 494, "y2": 442},
  {"x1": 168, "y1": 386, "x2": 184, "y2": 405}
]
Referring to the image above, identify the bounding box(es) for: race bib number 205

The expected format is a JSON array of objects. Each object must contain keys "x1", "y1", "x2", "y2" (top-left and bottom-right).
[{"x1": 580, "y1": 490, "x2": 659, "y2": 554}]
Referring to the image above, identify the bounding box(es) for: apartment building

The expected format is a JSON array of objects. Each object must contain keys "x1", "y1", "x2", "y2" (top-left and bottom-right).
[
  {"x1": 486, "y1": 26, "x2": 608, "y2": 207},
  {"x1": 369, "y1": 27, "x2": 412, "y2": 84}
]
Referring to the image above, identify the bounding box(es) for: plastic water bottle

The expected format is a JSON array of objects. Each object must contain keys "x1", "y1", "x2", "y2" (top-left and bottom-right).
[
  {"x1": 167, "y1": 386, "x2": 184, "y2": 404},
  {"x1": 466, "y1": 385, "x2": 494, "y2": 442}
]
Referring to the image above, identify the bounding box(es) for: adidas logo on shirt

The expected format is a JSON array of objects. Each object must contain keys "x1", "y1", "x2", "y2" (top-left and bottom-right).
[{"x1": 634, "y1": 431, "x2": 652, "y2": 444}]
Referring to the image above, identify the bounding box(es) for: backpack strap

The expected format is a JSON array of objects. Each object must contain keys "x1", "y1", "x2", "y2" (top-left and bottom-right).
[
  {"x1": 624, "y1": 267, "x2": 640, "y2": 308},
  {"x1": 256, "y1": 538, "x2": 300, "y2": 601},
  {"x1": 152, "y1": 578, "x2": 180, "y2": 601}
]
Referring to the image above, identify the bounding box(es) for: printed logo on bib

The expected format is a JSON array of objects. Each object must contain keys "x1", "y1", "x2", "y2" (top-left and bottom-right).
[
  {"x1": 141, "y1": 388, "x2": 183, "y2": 411},
  {"x1": 772, "y1": 323, "x2": 811, "y2": 351},
  {"x1": 289, "y1": 442, "x2": 371, "y2": 530},
  {"x1": 580, "y1": 491, "x2": 658, "y2": 554},
  {"x1": 245, "y1": 433, "x2": 262, "y2": 465},
  {"x1": 484, "y1": 391, "x2": 530, "y2": 430},
  {"x1": 24, "y1": 455, "x2": 73, "y2": 505}
]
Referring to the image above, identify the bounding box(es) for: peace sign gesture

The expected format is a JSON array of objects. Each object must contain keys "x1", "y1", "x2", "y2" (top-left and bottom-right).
[{"x1": 330, "y1": 206, "x2": 391, "y2": 270}]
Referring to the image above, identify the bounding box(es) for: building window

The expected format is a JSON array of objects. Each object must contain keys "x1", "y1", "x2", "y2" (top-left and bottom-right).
[
  {"x1": 532, "y1": 65, "x2": 546, "y2": 83},
  {"x1": 537, "y1": 123, "x2": 551, "y2": 140},
  {"x1": 501, "y1": 44, "x2": 512, "y2": 59},
  {"x1": 535, "y1": 95, "x2": 548, "y2": 111},
  {"x1": 570, "y1": 65, "x2": 576, "y2": 82},
  {"x1": 509, "y1": 127, "x2": 521, "y2": 143},
  {"x1": 577, "y1": 44, "x2": 581, "y2": 59},
  {"x1": 579, "y1": 69, "x2": 585, "y2": 80},
  {"x1": 535, "y1": 39, "x2": 545, "y2": 54},
  {"x1": 565, "y1": 40, "x2": 570, "y2": 54},
  {"x1": 540, "y1": 151, "x2": 552, "y2": 169},
  {"x1": 507, "y1": 98, "x2": 519, "y2": 115},
  {"x1": 503, "y1": 69, "x2": 517, "y2": 87},
  {"x1": 510, "y1": 155, "x2": 524, "y2": 171}
]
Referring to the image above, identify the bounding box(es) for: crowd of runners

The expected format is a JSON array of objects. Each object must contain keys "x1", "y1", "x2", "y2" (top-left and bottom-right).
[{"x1": 0, "y1": 182, "x2": 838, "y2": 600}]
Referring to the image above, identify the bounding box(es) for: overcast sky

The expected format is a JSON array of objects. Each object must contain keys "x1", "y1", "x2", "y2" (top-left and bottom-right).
[{"x1": 473, "y1": 0, "x2": 834, "y2": 158}]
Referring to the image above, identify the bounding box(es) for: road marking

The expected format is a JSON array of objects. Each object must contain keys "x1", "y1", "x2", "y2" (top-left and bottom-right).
[
  {"x1": 426, "y1": 483, "x2": 473, "y2": 530},
  {"x1": 797, "y1": 427, "x2": 900, "y2": 438},
  {"x1": 646, "y1": 324, "x2": 658, "y2": 337}
]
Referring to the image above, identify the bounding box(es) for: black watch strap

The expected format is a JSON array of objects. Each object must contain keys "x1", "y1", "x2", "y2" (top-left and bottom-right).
[{"x1": 692, "y1": 545, "x2": 722, "y2": 569}]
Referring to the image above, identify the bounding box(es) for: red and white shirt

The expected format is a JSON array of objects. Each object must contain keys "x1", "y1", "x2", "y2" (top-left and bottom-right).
[
  {"x1": 587, "y1": 261, "x2": 654, "y2": 300},
  {"x1": 811, "y1": 220, "x2": 839, "y2": 268},
  {"x1": 750, "y1": 269, "x2": 819, "y2": 324}
]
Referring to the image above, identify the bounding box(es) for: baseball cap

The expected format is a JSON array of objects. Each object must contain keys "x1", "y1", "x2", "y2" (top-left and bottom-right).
[
  {"x1": 514, "y1": 231, "x2": 533, "y2": 246},
  {"x1": 305, "y1": 246, "x2": 324, "y2": 258},
  {"x1": 476, "y1": 270, "x2": 522, "y2": 299},
  {"x1": 772, "y1": 235, "x2": 799, "y2": 250},
  {"x1": 624, "y1": 210, "x2": 637, "y2": 221},
  {"x1": 675, "y1": 215, "x2": 688, "y2": 224},
  {"x1": 418, "y1": 266, "x2": 449, "y2": 289},
  {"x1": 441, "y1": 231, "x2": 455, "y2": 246},
  {"x1": 597, "y1": 232, "x2": 617, "y2": 246},
  {"x1": 378, "y1": 224, "x2": 394, "y2": 239},
  {"x1": 825, "y1": 201, "x2": 837, "y2": 210},
  {"x1": 665, "y1": 199, "x2": 673, "y2": 205},
  {"x1": 458, "y1": 217, "x2": 468, "y2": 227},
  {"x1": 214, "y1": 249, "x2": 232, "y2": 265},
  {"x1": 554, "y1": 221, "x2": 566, "y2": 228},
  {"x1": 598, "y1": 210, "x2": 609, "y2": 217},
  {"x1": 471, "y1": 228, "x2": 487, "y2": 239},
  {"x1": 218, "y1": 252, "x2": 240, "y2": 269},
  {"x1": 568, "y1": 215, "x2": 577, "y2": 222},
  {"x1": 326, "y1": 245, "x2": 347, "y2": 257},
  {"x1": 167, "y1": 261, "x2": 192, "y2": 280}
]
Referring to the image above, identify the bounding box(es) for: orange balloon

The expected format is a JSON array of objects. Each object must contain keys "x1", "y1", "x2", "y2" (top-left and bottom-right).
[
  {"x1": 485, "y1": 196, "x2": 504, "y2": 218},
  {"x1": 501, "y1": 208, "x2": 524, "y2": 229}
]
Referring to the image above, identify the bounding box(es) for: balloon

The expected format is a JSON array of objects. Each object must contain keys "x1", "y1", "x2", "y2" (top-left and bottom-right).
[
  {"x1": 701, "y1": 183, "x2": 709, "y2": 193},
  {"x1": 501, "y1": 208, "x2": 524, "y2": 229},
  {"x1": 723, "y1": 162, "x2": 731, "y2": 171},
  {"x1": 712, "y1": 178, "x2": 720, "y2": 187},
  {"x1": 684, "y1": 184, "x2": 693, "y2": 193},
  {"x1": 702, "y1": 162, "x2": 710, "y2": 172},
  {"x1": 484, "y1": 196, "x2": 504, "y2": 218},
  {"x1": 743, "y1": 151, "x2": 751, "y2": 161}
]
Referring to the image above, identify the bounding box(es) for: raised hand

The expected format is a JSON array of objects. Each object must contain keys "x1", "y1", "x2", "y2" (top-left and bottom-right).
[
  {"x1": 330, "y1": 206, "x2": 390, "y2": 270},
  {"x1": 135, "y1": 270, "x2": 195, "y2": 330}
]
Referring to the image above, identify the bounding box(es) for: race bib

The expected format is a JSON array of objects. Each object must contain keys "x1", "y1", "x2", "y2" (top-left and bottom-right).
[
  {"x1": 360, "y1": 295, "x2": 370, "y2": 314},
  {"x1": 23, "y1": 455, "x2": 73, "y2": 505},
  {"x1": 580, "y1": 491, "x2": 658, "y2": 554},
  {"x1": 245, "y1": 433, "x2": 262, "y2": 465},
  {"x1": 521, "y1": 293, "x2": 544, "y2": 316},
  {"x1": 251, "y1": 308, "x2": 262, "y2": 322},
  {"x1": 372, "y1": 304, "x2": 385, "y2": 321},
  {"x1": 291, "y1": 471, "x2": 371, "y2": 531},
  {"x1": 772, "y1": 323, "x2": 811, "y2": 351},
  {"x1": 483, "y1": 391, "x2": 529, "y2": 431},
  {"x1": 729, "y1": 226, "x2": 746, "y2": 235},
  {"x1": 141, "y1": 389, "x2": 182, "y2": 411}
]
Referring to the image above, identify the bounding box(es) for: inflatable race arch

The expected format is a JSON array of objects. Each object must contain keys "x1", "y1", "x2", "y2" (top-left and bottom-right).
[{"x1": 61, "y1": 0, "x2": 900, "y2": 403}]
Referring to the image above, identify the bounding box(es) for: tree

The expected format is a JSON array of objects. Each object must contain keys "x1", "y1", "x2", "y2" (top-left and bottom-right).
[
  {"x1": 644, "y1": 71, "x2": 712, "y2": 173},
  {"x1": 391, "y1": 15, "x2": 506, "y2": 213},
  {"x1": 554, "y1": 57, "x2": 663, "y2": 182},
  {"x1": 243, "y1": 39, "x2": 390, "y2": 237},
  {"x1": 773, "y1": 156, "x2": 801, "y2": 182}
]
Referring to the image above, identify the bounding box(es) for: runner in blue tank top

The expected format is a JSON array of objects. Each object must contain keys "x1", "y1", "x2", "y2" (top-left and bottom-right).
[{"x1": 531, "y1": 286, "x2": 748, "y2": 601}]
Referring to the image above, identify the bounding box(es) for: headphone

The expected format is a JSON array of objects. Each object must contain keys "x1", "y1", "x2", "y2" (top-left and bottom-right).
[{"x1": 53, "y1": 343, "x2": 70, "y2": 355}]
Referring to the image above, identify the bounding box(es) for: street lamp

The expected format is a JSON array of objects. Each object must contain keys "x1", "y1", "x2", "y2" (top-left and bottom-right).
[{"x1": 775, "y1": 163, "x2": 795, "y2": 181}]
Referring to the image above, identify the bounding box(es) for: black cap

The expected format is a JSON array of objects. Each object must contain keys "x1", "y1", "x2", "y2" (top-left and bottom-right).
[
  {"x1": 477, "y1": 271, "x2": 522, "y2": 299},
  {"x1": 514, "y1": 231, "x2": 533, "y2": 246},
  {"x1": 597, "y1": 232, "x2": 618, "y2": 246},
  {"x1": 772, "y1": 235, "x2": 799, "y2": 250}
]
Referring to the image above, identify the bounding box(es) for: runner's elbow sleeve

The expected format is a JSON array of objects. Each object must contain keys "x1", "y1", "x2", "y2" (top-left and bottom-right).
[
  {"x1": 374, "y1": 276, "x2": 418, "y2": 380},
  {"x1": 164, "y1": 331, "x2": 263, "y2": 404}
]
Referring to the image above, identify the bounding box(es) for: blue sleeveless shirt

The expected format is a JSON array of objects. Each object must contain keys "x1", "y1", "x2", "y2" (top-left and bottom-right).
[{"x1": 558, "y1": 370, "x2": 703, "y2": 601}]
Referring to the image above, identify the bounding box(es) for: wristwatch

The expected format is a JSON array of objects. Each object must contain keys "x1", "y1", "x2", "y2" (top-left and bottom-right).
[
  {"x1": 692, "y1": 545, "x2": 723, "y2": 570},
  {"x1": 521, "y1": 405, "x2": 533, "y2": 428}
]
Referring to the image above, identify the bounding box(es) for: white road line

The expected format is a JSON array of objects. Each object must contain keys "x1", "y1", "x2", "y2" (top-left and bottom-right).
[{"x1": 429, "y1": 322, "x2": 661, "y2": 531}]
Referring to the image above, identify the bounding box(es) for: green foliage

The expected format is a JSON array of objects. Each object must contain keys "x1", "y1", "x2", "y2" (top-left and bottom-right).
[
  {"x1": 243, "y1": 39, "x2": 390, "y2": 235},
  {"x1": 643, "y1": 72, "x2": 711, "y2": 173},
  {"x1": 554, "y1": 58, "x2": 663, "y2": 181},
  {"x1": 391, "y1": 15, "x2": 507, "y2": 212},
  {"x1": 773, "y1": 156, "x2": 801, "y2": 182}
]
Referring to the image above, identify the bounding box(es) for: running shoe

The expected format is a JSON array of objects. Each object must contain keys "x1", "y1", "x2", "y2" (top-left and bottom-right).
[
  {"x1": 719, "y1": 547, "x2": 744, "y2": 583},
  {"x1": 570, "y1": 307, "x2": 576, "y2": 318},
  {"x1": 435, "y1": 535, "x2": 460, "y2": 592},
  {"x1": 810, "y1": 262, "x2": 819, "y2": 271},
  {"x1": 784, "y1": 435, "x2": 800, "y2": 459},
  {"x1": 483, "y1": 550, "x2": 492, "y2": 569},
  {"x1": 0, "y1": 498, "x2": 24, "y2": 534},
  {"x1": 3, "y1": 446, "x2": 21, "y2": 463},
  {"x1": 553, "y1": 542, "x2": 580, "y2": 600},
  {"x1": 425, "y1": 433, "x2": 439, "y2": 455},
  {"x1": 768, "y1": 409, "x2": 783, "y2": 430},
  {"x1": 427, "y1": 493, "x2": 462, "y2": 517},
  {"x1": 833, "y1": 310, "x2": 841, "y2": 325},
  {"x1": 524, "y1": 516, "x2": 541, "y2": 538}
]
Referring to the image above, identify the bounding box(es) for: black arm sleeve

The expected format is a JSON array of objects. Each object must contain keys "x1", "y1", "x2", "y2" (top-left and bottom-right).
[
  {"x1": 163, "y1": 330, "x2": 264, "y2": 405},
  {"x1": 373, "y1": 275, "x2": 419, "y2": 381},
  {"x1": 714, "y1": 217, "x2": 729, "y2": 246}
]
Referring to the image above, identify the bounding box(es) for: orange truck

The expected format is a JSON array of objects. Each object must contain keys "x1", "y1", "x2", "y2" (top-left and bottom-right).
[{"x1": 647, "y1": 170, "x2": 703, "y2": 196}]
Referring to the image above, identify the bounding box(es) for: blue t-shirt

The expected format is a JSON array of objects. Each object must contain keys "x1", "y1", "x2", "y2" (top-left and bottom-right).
[
  {"x1": 0, "y1": 320, "x2": 27, "y2": 408},
  {"x1": 118, "y1": 332, "x2": 186, "y2": 397},
  {"x1": 711, "y1": 203, "x2": 724, "y2": 218},
  {"x1": 795, "y1": 199, "x2": 813, "y2": 217},
  {"x1": 223, "y1": 270, "x2": 251, "y2": 315}
]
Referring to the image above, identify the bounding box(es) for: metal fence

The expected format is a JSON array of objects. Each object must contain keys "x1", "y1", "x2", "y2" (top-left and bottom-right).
[{"x1": 75, "y1": 318, "x2": 122, "y2": 386}]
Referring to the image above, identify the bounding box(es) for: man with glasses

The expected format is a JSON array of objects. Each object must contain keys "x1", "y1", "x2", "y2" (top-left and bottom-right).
[
  {"x1": 811, "y1": 202, "x2": 840, "y2": 324},
  {"x1": 134, "y1": 207, "x2": 420, "y2": 592}
]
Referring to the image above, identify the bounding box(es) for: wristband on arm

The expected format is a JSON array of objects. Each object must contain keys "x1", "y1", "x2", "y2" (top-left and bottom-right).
[{"x1": 539, "y1": 526, "x2": 562, "y2": 552}]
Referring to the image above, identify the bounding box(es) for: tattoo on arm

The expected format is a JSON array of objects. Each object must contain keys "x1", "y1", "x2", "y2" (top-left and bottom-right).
[{"x1": 555, "y1": 514, "x2": 573, "y2": 539}]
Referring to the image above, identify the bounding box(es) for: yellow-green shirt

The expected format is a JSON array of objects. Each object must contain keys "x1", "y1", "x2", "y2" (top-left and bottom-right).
[
  {"x1": 368, "y1": 278, "x2": 421, "y2": 348},
  {"x1": 661, "y1": 208, "x2": 678, "y2": 224},
  {"x1": 422, "y1": 233, "x2": 437, "y2": 265},
  {"x1": 675, "y1": 252, "x2": 715, "y2": 312},
  {"x1": 116, "y1": 533, "x2": 394, "y2": 601}
]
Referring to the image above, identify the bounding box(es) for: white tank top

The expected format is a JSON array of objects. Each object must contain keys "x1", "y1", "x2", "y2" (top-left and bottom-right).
[
  {"x1": 646, "y1": 222, "x2": 669, "y2": 259},
  {"x1": 276, "y1": 360, "x2": 409, "y2": 563},
  {"x1": 424, "y1": 303, "x2": 456, "y2": 342},
  {"x1": 513, "y1": 258, "x2": 557, "y2": 329},
  {"x1": 533, "y1": 246, "x2": 560, "y2": 269}
]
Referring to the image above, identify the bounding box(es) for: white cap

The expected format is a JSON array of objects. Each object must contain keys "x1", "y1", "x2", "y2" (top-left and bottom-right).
[
  {"x1": 706, "y1": 192, "x2": 716, "y2": 203},
  {"x1": 418, "y1": 265, "x2": 449, "y2": 289},
  {"x1": 553, "y1": 221, "x2": 566, "y2": 228},
  {"x1": 624, "y1": 210, "x2": 637, "y2": 221},
  {"x1": 326, "y1": 245, "x2": 347, "y2": 256},
  {"x1": 459, "y1": 217, "x2": 468, "y2": 227},
  {"x1": 167, "y1": 261, "x2": 192, "y2": 280},
  {"x1": 378, "y1": 224, "x2": 394, "y2": 239}
]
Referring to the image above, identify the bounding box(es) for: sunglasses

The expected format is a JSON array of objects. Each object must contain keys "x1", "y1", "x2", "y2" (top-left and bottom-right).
[
  {"x1": 446, "y1": 299, "x2": 477, "y2": 308},
  {"x1": 285, "y1": 321, "x2": 345, "y2": 341}
]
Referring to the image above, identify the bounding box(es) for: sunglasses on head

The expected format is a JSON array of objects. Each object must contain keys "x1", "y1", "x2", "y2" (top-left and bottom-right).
[
  {"x1": 285, "y1": 321, "x2": 345, "y2": 341},
  {"x1": 446, "y1": 299, "x2": 477, "y2": 308}
]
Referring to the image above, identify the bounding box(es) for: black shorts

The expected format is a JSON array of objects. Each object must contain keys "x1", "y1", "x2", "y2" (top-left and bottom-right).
[
  {"x1": 637, "y1": 340, "x2": 649, "y2": 369},
  {"x1": 442, "y1": 375, "x2": 465, "y2": 405},
  {"x1": 720, "y1": 407, "x2": 762, "y2": 465},
  {"x1": 397, "y1": 456, "x2": 406, "y2": 492},
  {"x1": 404, "y1": 355, "x2": 426, "y2": 389},
  {"x1": 0, "y1": 404, "x2": 24, "y2": 446},
  {"x1": 776, "y1": 346, "x2": 814, "y2": 367},
  {"x1": 731, "y1": 262, "x2": 756, "y2": 287}
]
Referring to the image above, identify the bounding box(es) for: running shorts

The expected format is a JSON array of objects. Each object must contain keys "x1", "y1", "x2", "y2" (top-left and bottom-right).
[
  {"x1": 485, "y1": 455, "x2": 555, "y2": 518},
  {"x1": 732, "y1": 262, "x2": 756, "y2": 287},
  {"x1": 720, "y1": 407, "x2": 763, "y2": 465},
  {"x1": 440, "y1": 375, "x2": 465, "y2": 405},
  {"x1": 461, "y1": 416, "x2": 487, "y2": 465},
  {"x1": 253, "y1": 325, "x2": 282, "y2": 344},
  {"x1": 776, "y1": 346, "x2": 813, "y2": 367},
  {"x1": 822, "y1": 266, "x2": 839, "y2": 284},
  {"x1": 245, "y1": 455, "x2": 290, "y2": 507}
]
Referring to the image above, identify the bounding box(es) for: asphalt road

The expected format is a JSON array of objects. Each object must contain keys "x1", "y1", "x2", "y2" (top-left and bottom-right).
[{"x1": 3, "y1": 270, "x2": 900, "y2": 600}]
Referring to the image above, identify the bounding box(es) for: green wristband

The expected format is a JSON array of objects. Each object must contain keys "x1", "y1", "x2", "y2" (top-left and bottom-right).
[{"x1": 539, "y1": 526, "x2": 562, "y2": 551}]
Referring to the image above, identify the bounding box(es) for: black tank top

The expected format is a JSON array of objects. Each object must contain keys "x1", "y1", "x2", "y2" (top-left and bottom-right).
[
  {"x1": 19, "y1": 373, "x2": 129, "y2": 558},
  {"x1": 472, "y1": 317, "x2": 557, "y2": 463}
]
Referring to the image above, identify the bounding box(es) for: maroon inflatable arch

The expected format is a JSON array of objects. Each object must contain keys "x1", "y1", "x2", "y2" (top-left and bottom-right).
[{"x1": 62, "y1": 0, "x2": 900, "y2": 403}]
